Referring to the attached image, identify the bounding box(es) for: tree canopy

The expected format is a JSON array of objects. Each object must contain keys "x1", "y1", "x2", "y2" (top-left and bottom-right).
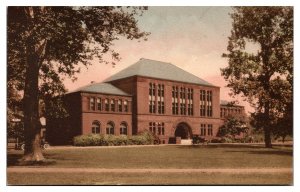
[
  {"x1": 7, "y1": 6, "x2": 149, "y2": 161},
  {"x1": 218, "y1": 116, "x2": 248, "y2": 139},
  {"x1": 221, "y1": 7, "x2": 293, "y2": 147}
]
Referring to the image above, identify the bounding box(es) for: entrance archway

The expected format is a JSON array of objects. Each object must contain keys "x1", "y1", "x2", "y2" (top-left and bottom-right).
[{"x1": 175, "y1": 122, "x2": 192, "y2": 139}]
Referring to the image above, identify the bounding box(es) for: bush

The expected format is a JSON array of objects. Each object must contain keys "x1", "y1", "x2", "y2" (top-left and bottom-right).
[
  {"x1": 73, "y1": 134, "x2": 101, "y2": 146},
  {"x1": 192, "y1": 135, "x2": 206, "y2": 144},
  {"x1": 73, "y1": 131, "x2": 156, "y2": 146},
  {"x1": 220, "y1": 136, "x2": 234, "y2": 143},
  {"x1": 210, "y1": 138, "x2": 222, "y2": 143}
]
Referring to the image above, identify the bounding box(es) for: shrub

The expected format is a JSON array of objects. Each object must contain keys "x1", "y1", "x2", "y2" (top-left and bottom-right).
[
  {"x1": 210, "y1": 138, "x2": 222, "y2": 143},
  {"x1": 192, "y1": 135, "x2": 206, "y2": 144},
  {"x1": 73, "y1": 130, "x2": 156, "y2": 146},
  {"x1": 220, "y1": 136, "x2": 234, "y2": 143},
  {"x1": 73, "y1": 134, "x2": 101, "y2": 146}
]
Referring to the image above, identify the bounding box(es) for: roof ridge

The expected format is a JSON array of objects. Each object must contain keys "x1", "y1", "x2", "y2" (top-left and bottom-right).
[
  {"x1": 104, "y1": 58, "x2": 216, "y2": 87},
  {"x1": 140, "y1": 58, "x2": 172, "y2": 64}
]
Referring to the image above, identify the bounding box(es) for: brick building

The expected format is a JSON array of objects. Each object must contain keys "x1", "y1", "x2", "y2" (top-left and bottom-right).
[
  {"x1": 220, "y1": 100, "x2": 246, "y2": 119},
  {"x1": 47, "y1": 58, "x2": 243, "y2": 145}
]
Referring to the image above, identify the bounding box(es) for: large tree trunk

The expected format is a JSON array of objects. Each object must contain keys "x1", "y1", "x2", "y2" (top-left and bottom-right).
[
  {"x1": 264, "y1": 102, "x2": 272, "y2": 148},
  {"x1": 264, "y1": 126, "x2": 272, "y2": 148},
  {"x1": 21, "y1": 43, "x2": 45, "y2": 162}
]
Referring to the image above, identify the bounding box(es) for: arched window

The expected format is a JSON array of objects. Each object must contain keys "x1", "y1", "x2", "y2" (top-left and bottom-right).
[
  {"x1": 92, "y1": 121, "x2": 100, "y2": 134},
  {"x1": 106, "y1": 121, "x2": 114, "y2": 135},
  {"x1": 120, "y1": 122, "x2": 128, "y2": 135}
]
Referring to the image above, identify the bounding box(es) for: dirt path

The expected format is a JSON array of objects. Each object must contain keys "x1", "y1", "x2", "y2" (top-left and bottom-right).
[{"x1": 7, "y1": 167, "x2": 292, "y2": 174}]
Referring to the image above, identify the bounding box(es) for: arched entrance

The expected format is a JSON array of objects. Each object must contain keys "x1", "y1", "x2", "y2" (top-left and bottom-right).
[{"x1": 175, "y1": 122, "x2": 192, "y2": 139}]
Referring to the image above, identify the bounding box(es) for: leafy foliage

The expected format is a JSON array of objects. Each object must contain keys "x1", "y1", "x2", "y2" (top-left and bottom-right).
[
  {"x1": 221, "y1": 7, "x2": 293, "y2": 147},
  {"x1": 192, "y1": 135, "x2": 206, "y2": 144},
  {"x1": 217, "y1": 117, "x2": 248, "y2": 138},
  {"x1": 7, "y1": 6, "x2": 149, "y2": 161}
]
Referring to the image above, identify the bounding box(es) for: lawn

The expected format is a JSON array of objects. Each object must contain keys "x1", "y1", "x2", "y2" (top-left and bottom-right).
[
  {"x1": 7, "y1": 172, "x2": 292, "y2": 185},
  {"x1": 7, "y1": 144, "x2": 293, "y2": 185}
]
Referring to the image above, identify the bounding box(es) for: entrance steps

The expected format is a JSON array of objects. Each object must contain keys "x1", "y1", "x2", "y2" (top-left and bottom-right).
[{"x1": 181, "y1": 139, "x2": 192, "y2": 145}]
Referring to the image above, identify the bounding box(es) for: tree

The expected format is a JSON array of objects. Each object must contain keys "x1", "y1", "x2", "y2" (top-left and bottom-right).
[
  {"x1": 7, "y1": 6, "x2": 149, "y2": 162},
  {"x1": 218, "y1": 117, "x2": 248, "y2": 139},
  {"x1": 221, "y1": 7, "x2": 293, "y2": 148}
]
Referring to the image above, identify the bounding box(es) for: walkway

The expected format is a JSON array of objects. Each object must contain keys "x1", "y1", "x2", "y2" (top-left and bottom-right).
[{"x1": 7, "y1": 167, "x2": 292, "y2": 174}]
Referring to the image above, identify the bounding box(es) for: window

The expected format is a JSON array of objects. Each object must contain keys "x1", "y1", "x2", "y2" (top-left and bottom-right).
[
  {"x1": 207, "y1": 91, "x2": 212, "y2": 116},
  {"x1": 180, "y1": 87, "x2": 186, "y2": 115},
  {"x1": 92, "y1": 121, "x2": 100, "y2": 134},
  {"x1": 200, "y1": 124, "x2": 206, "y2": 136},
  {"x1": 106, "y1": 121, "x2": 114, "y2": 135},
  {"x1": 208, "y1": 124, "x2": 213, "y2": 136},
  {"x1": 149, "y1": 83, "x2": 155, "y2": 113},
  {"x1": 149, "y1": 122, "x2": 156, "y2": 134},
  {"x1": 96, "y1": 98, "x2": 102, "y2": 111},
  {"x1": 158, "y1": 84, "x2": 165, "y2": 114},
  {"x1": 207, "y1": 91, "x2": 212, "y2": 117},
  {"x1": 149, "y1": 122, "x2": 164, "y2": 135},
  {"x1": 110, "y1": 99, "x2": 115, "y2": 112},
  {"x1": 90, "y1": 97, "x2": 95, "y2": 110},
  {"x1": 149, "y1": 83, "x2": 156, "y2": 113},
  {"x1": 124, "y1": 100, "x2": 128, "y2": 112},
  {"x1": 157, "y1": 122, "x2": 165, "y2": 135},
  {"x1": 200, "y1": 90, "x2": 206, "y2": 116},
  {"x1": 120, "y1": 122, "x2": 127, "y2": 135},
  {"x1": 187, "y1": 88, "x2": 193, "y2": 116},
  {"x1": 172, "y1": 86, "x2": 179, "y2": 115},
  {"x1": 118, "y1": 99, "x2": 122, "y2": 112},
  {"x1": 105, "y1": 99, "x2": 109, "y2": 111}
]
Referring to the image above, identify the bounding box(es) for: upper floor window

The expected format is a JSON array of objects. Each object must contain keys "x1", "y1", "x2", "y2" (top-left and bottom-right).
[
  {"x1": 96, "y1": 98, "x2": 102, "y2": 111},
  {"x1": 158, "y1": 84, "x2": 165, "y2": 114},
  {"x1": 207, "y1": 91, "x2": 212, "y2": 117},
  {"x1": 200, "y1": 90, "x2": 206, "y2": 116},
  {"x1": 149, "y1": 83, "x2": 156, "y2": 113},
  {"x1": 124, "y1": 100, "x2": 128, "y2": 112},
  {"x1": 105, "y1": 99, "x2": 109, "y2": 111},
  {"x1": 118, "y1": 99, "x2": 122, "y2": 112},
  {"x1": 110, "y1": 99, "x2": 115, "y2": 112},
  {"x1": 187, "y1": 88, "x2": 193, "y2": 116},
  {"x1": 90, "y1": 97, "x2": 95, "y2": 110},
  {"x1": 180, "y1": 87, "x2": 186, "y2": 115},
  {"x1": 172, "y1": 86, "x2": 179, "y2": 115}
]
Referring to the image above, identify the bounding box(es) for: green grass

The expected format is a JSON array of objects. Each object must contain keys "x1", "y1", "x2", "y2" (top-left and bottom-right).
[
  {"x1": 7, "y1": 172, "x2": 293, "y2": 185},
  {"x1": 7, "y1": 144, "x2": 293, "y2": 185},
  {"x1": 8, "y1": 144, "x2": 293, "y2": 169}
]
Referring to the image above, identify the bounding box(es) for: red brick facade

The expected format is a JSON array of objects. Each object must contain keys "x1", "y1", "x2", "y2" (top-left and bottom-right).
[{"x1": 46, "y1": 59, "x2": 244, "y2": 145}]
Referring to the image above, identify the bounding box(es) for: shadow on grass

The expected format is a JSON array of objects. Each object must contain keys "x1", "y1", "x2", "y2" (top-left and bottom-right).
[
  {"x1": 7, "y1": 153, "x2": 57, "y2": 167},
  {"x1": 7, "y1": 154, "x2": 23, "y2": 167},
  {"x1": 174, "y1": 144, "x2": 267, "y2": 149},
  {"x1": 174, "y1": 144, "x2": 293, "y2": 157},
  {"x1": 224, "y1": 150, "x2": 293, "y2": 156}
]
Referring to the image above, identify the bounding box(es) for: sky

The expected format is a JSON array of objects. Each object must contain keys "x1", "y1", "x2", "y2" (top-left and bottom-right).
[{"x1": 63, "y1": 6, "x2": 254, "y2": 113}]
